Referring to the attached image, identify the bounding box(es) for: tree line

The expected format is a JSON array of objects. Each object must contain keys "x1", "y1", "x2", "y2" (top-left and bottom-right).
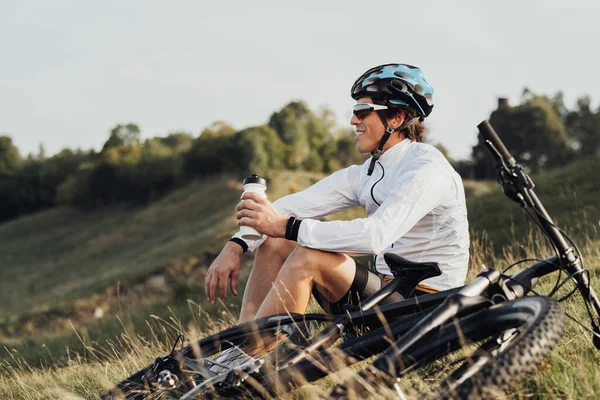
[
  {"x1": 456, "y1": 89, "x2": 600, "y2": 179},
  {"x1": 1, "y1": 91, "x2": 599, "y2": 223},
  {"x1": 0, "y1": 101, "x2": 365, "y2": 222}
]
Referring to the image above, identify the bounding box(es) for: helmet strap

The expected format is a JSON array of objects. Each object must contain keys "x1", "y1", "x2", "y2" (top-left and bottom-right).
[
  {"x1": 367, "y1": 113, "x2": 419, "y2": 176},
  {"x1": 367, "y1": 123, "x2": 395, "y2": 176}
]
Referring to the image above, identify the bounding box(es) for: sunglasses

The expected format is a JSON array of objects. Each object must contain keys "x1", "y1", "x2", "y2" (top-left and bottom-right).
[{"x1": 353, "y1": 103, "x2": 388, "y2": 120}]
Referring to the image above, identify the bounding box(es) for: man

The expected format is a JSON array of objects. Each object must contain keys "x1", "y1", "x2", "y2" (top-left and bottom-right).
[{"x1": 204, "y1": 63, "x2": 469, "y2": 323}]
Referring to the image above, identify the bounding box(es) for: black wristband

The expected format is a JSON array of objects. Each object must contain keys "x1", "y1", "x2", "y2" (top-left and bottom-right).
[
  {"x1": 285, "y1": 216, "x2": 296, "y2": 240},
  {"x1": 290, "y1": 219, "x2": 302, "y2": 242},
  {"x1": 229, "y1": 237, "x2": 248, "y2": 253}
]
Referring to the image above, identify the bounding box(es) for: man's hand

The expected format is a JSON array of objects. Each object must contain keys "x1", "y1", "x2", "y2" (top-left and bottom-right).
[
  {"x1": 204, "y1": 242, "x2": 243, "y2": 304},
  {"x1": 237, "y1": 192, "x2": 288, "y2": 238}
]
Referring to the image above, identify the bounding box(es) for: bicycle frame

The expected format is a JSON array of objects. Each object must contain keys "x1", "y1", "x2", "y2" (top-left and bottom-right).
[
  {"x1": 263, "y1": 120, "x2": 600, "y2": 390},
  {"x1": 352, "y1": 121, "x2": 600, "y2": 380}
]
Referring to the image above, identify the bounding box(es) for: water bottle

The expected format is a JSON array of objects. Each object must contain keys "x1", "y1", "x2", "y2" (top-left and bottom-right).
[{"x1": 239, "y1": 174, "x2": 267, "y2": 240}]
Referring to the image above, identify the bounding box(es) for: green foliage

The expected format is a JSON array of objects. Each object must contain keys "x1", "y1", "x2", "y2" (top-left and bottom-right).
[
  {"x1": 55, "y1": 162, "x2": 97, "y2": 207},
  {"x1": 184, "y1": 130, "x2": 236, "y2": 176},
  {"x1": 3, "y1": 92, "x2": 600, "y2": 222},
  {"x1": 1, "y1": 100, "x2": 374, "y2": 222},
  {"x1": 234, "y1": 125, "x2": 286, "y2": 175},
  {"x1": 158, "y1": 132, "x2": 194, "y2": 152},
  {"x1": 199, "y1": 121, "x2": 236, "y2": 138},
  {"x1": 0, "y1": 135, "x2": 22, "y2": 176},
  {"x1": 38, "y1": 149, "x2": 96, "y2": 204},
  {"x1": 466, "y1": 157, "x2": 600, "y2": 252},
  {"x1": 471, "y1": 92, "x2": 574, "y2": 179},
  {"x1": 0, "y1": 146, "x2": 93, "y2": 221},
  {"x1": 566, "y1": 96, "x2": 600, "y2": 156},
  {"x1": 268, "y1": 101, "x2": 311, "y2": 168},
  {"x1": 331, "y1": 129, "x2": 368, "y2": 170},
  {"x1": 466, "y1": 89, "x2": 600, "y2": 181},
  {"x1": 101, "y1": 123, "x2": 141, "y2": 151}
]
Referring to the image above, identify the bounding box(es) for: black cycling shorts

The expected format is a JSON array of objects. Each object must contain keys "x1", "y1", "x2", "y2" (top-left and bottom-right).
[{"x1": 312, "y1": 262, "x2": 405, "y2": 315}]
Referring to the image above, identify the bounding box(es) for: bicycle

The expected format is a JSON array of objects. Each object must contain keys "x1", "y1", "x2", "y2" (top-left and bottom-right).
[{"x1": 100, "y1": 120, "x2": 600, "y2": 399}]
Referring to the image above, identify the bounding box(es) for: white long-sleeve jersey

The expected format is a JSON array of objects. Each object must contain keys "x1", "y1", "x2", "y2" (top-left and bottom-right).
[{"x1": 233, "y1": 139, "x2": 470, "y2": 290}]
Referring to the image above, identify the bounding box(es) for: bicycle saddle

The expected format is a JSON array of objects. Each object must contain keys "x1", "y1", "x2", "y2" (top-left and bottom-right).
[{"x1": 383, "y1": 253, "x2": 442, "y2": 298}]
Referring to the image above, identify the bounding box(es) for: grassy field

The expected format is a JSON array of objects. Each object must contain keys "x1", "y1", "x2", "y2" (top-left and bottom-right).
[
  {"x1": 0, "y1": 170, "x2": 328, "y2": 320},
  {"x1": 1, "y1": 158, "x2": 600, "y2": 399}
]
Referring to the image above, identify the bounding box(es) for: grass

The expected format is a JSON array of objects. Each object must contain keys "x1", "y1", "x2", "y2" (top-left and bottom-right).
[
  {"x1": 1, "y1": 159, "x2": 600, "y2": 399},
  {"x1": 0, "y1": 170, "x2": 326, "y2": 322}
]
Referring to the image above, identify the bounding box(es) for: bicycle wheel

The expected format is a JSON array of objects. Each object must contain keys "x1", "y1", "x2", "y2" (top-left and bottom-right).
[
  {"x1": 250, "y1": 306, "x2": 434, "y2": 398},
  {"x1": 328, "y1": 296, "x2": 564, "y2": 399},
  {"x1": 99, "y1": 312, "x2": 334, "y2": 400},
  {"x1": 100, "y1": 303, "x2": 435, "y2": 399}
]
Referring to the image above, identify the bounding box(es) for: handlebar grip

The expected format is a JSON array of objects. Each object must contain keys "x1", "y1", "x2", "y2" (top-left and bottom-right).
[{"x1": 477, "y1": 120, "x2": 516, "y2": 167}]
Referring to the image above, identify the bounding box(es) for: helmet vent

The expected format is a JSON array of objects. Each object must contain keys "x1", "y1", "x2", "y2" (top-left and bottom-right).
[
  {"x1": 363, "y1": 77, "x2": 380, "y2": 86},
  {"x1": 390, "y1": 80, "x2": 408, "y2": 92},
  {"x1": 393, "y1": 71, "x2": 411, "y2": 80}
]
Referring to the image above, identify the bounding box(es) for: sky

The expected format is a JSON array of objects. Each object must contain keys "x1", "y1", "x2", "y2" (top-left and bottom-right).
[{"x1": 1, "y1": 0, "x2": 599, "y2": 160}]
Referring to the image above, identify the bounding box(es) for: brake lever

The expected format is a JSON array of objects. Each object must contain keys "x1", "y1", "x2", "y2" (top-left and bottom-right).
[
  {"x1": 170, "y1": 333, "x2": 185, "y2": 356},
  {"x1": 484, "y1": 140, "x2": 527, "y2": 206},
  {"x1": 484, "y1": 139, "x2": 508, "y2": 172}
]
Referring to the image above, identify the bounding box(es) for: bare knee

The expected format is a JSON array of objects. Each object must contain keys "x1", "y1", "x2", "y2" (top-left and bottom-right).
[
  {"x1": 281, "y1": 247, "x2": 355, "y2": 300},
  {"x1": 253, "y1": 237, "x2": 297, "y2": 272},
  {"x1": 259, "y1": 237, "x2": 296, "y2": 259},
  {"x1": 283, "y1": 247, "x2": 344, "y2": 275}
]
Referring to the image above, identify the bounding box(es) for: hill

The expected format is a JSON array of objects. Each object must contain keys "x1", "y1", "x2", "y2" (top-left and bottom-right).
[
  {"x1": 0, "y1": 170, "x2": 328, "y2": 322},
  {"x1": 2, "y1": 158, "x2": 599, "y2": 324},
  {"x1": 466, "y1": 157, "x2": 600, "y2": 251}
]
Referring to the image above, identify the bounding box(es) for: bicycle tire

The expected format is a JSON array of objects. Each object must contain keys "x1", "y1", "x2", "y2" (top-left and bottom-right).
[
  {"x1": 328, "y1": 296, "x2": 564, "y2": 399},
  {"x1": 439, "y1": 296, "x2": 564, "y2": 399},
  {"x1": 99, "y1": 312, "x2": 334, "y2": 399},
  {"x1": 100, "y1": 304, "x2": 435, "y2": 399}
]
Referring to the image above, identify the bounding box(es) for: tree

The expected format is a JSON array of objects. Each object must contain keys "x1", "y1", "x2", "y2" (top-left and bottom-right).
[
  {"x1": 185, "y1": 131, "x2": 236, "y2": 177},
  {"x1": 565, "y1": 96, "x2": 600, "y2": 156},
  {"x1": 37, "y1": 148, "x2": 92, "y2": 204},
  {"x1": 331, "y1": 129, "x2": 368, "y2": 170},
  {"x1": 268, "y1": 101, "x2": 311, "y2": 168},
  {"x1": 159, "y1": 132, "x2": 194, "y2": 152},
  {"x1": 199, "y1": 121, "x2": 236, "y2": 139},
  {"x1": 102, "y1": 123, "x2": 141, "y2": 151},
  {"x1": 233, "y1": 125, "x2": 286, "y2": 175},
  {"x1": 471, "y1": 94, "x2": 572, "y2": 179},
  {"x1": 0, "y1": 136, "x2": 22, "y2": 176}
]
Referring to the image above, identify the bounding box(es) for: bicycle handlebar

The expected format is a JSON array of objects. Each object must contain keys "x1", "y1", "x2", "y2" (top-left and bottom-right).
[
  {"x1": 478, "y1": 119, "x2": 600, "y2": 349},
  {"x1": 477, "y1": 120, "x2": 516, "y2": 167}
]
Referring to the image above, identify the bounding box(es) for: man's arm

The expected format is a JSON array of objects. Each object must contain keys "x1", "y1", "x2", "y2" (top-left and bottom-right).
[
  {"x1": 232, "y1": 165, "x2": 363, "y2": 252},
  {"x1": 205, "y1": 165, "x2": 363, "y2": 302},
  {"x1": 294, "y1": 163, "x2": 453, "y2": 254},
  {"x1": 273, "y1": 165, "x2": 362, "y2": 219}
]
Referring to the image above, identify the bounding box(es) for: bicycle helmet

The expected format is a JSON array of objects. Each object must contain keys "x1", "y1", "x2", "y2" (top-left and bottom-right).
[
  {"x1": 351, "y1": 63, "x2": 434, "y2": 119},
  {"x1": 351, "y1": 63, "x2": 434, "y2": 176}
]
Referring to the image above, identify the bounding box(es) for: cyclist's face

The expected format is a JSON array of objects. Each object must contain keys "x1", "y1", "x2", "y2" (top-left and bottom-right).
[{"x1": 351, "y1": 97, "x2": 386, "y2": 154}]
